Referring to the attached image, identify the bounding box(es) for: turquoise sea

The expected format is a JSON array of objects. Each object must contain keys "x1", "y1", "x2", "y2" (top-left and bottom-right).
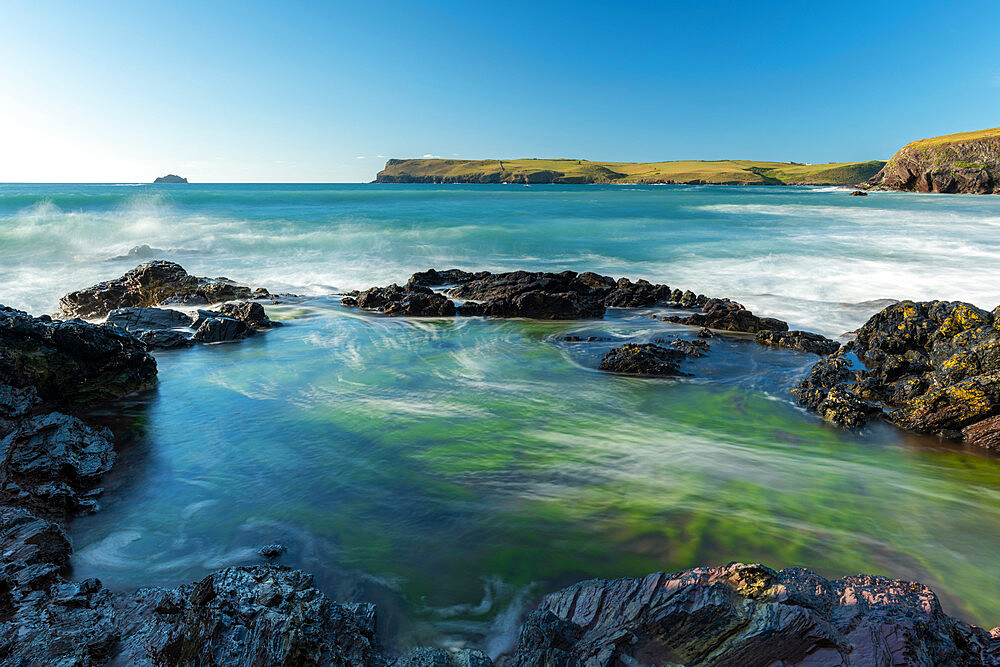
[{"x1": 1, "y1": 183, "x2": 999, "y2": 654}]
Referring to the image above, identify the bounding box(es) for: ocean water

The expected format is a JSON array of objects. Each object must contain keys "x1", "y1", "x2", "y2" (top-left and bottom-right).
[{"x1": 1, "y1": 183, "x2": 999, "y2": 654}]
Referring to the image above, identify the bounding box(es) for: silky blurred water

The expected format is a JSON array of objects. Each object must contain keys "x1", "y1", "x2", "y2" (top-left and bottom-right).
[{"x1": 1, "y1": 183, "x2": 999, "y2": 654}]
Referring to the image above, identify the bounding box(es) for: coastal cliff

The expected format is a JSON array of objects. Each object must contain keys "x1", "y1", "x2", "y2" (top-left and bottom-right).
[
  {"x1": 869, "y1": 127, "x2": 1000, "y2": 194},
  {"x1": 376, "y1": 158, "x2": 886, "y2": 186}
]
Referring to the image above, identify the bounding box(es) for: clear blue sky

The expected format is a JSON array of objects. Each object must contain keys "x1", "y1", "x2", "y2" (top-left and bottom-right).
[{"x1": 1, "y1": 1, "x2": 998, "y2": 182}]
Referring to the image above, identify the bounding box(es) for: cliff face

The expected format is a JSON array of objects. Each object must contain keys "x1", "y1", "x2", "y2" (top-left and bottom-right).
[{"x1": 870, "y1": 128, "x2": 1000, "y2": 194}]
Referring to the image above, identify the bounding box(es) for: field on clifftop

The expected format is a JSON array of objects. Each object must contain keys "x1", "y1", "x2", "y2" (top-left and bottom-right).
[{"x1": 376, "y1": 158, "x2": 887, "y2": 185}]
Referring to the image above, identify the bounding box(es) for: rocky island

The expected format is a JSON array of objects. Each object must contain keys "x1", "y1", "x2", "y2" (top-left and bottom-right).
[
  {"x1": 868, "y1": 127, "x2": 1000, "y2": 194},
  {"x1": 375, "y1": 158, "x2": 886, "y2": 186},
  {"x1": 152, "y1": 174, "x2": 188, "y2": 183}
]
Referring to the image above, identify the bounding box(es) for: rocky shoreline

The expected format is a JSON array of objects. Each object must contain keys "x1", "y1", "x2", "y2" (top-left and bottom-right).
[{"x1": 1, "y1": 262, "x2": 998, "y2": 664}]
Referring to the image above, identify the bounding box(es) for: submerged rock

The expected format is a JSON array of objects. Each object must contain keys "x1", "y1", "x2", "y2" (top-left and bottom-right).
[
  {"x1": 259, "y1": 543, "x2": 287, "y2": 558},
  {"x1": 598, "y1": 343, "x2": 689, "y2": 377},
  {"x1": 663, "y1": 298, "x2": 789, "y2": 333},
  {"x1": 756, "y1": 329, "x2": 841, "y2": 355},
  {"x1": 508, "y1": 562, "x2": 998, "y2": 666},
  {"x1": 0, "y1": 305, "x2": 156, "y2": 404},
  {"x1": 794, "y1": 300, "x2": 1000, "y2": 446},
  {"x1": 56, "y1": 261, "x2": 263, "y2": 320}
]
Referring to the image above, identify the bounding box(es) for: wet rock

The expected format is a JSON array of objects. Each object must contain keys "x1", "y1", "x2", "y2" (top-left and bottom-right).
[
  {"x1": 654, "y1": 338, "x2": 711, "y2": 357},
  {"x1": 792, "y1": 350, "x2": 859, "y2": 410},
  {"x1": 136, "y1": 329, "x2": 194, "y2": 350},
  {"x1": 393, "y1": 647, "x2": 493, "y2": 666},
  {"x1": 343, "y1": 284, "x2": 457, "y2": 317},
  {"x1": 598, "y1": 343, "x2": 689, "y2": 377},
  {"x1": 508, "y1": 562, "x2": 998, "y2": 666},
  {"x1": 0, "y1": 413, "x2": 116, "y2": 519},
  {"x1": 795, "y1": 300, "x2": 1000, "y2": 447},
  {"x1": 56, "y1": 261, "x2": 260, "y2": 320},
  {"x1": 465, "y1": 290, "x2": 604, "y2": 319},
  {"x1": 191, "y1": 311, "x2": 251, "y2": 343},
  {"x1": 0, "y1": 505, "x2": 71, "y2": 592},
  {"x1": 662, "y1": 298, "x2": 789, "y2": 333},
  {"x1": 602, "y1": 277, "x2": 674, "y2": 308},
  {"x1": 755, "y1": 329, "x2": 841, "y2": 355},
  {"x1": 697, "y1": 327, "x2": 716, "y2": 338},
  {"x1": 0, "y1": 384, "x2": 40, "y2": 437},
  {"x1": 259, "y1": 543, "x2": 287, "y2": 558},
  {"x1": 963, "y1": 415, "x2": 1000, "y2": 452},
  {"x1": 816, "y1": 386, "x2": 883, "y2": 428},
  {"x1": 106, "y1": 306, "x2": 192, "y2": 331},
  {"x1": 108, "y1": 244, "x2": 165, "y2": 261},
  {"x1": 214, "y1": 301, "x2": 279, "y2": 328},
  {"x1": 407, "y1": 268, "x2": 490, "y2": 288},
  {"x1": 0, "y1": 305, "x2": 156, "y2": 404},
  {"x1": 849, "y1": 189, "x2": 868, "y2": 196}
]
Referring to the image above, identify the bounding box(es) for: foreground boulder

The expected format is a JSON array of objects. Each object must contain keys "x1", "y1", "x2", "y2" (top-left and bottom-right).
[
  {"x1": 105, "y1": 302, "x2": 279, "y2": 349},
  {"x1": 794, "y1": 300, "x2": 1000, "y2": 446},
  {"x1": 57, "y1": 261, "x2": 267, "y2": 320},
  {"x1": 663, "y1": 298, "x2": 789, "y2": 334},
  {"x1": 0, "y1": 306, "x2": 156, "y2": 404},
  {"x1": 509, "y1": 562, "x2": 999, "y2": 666}
]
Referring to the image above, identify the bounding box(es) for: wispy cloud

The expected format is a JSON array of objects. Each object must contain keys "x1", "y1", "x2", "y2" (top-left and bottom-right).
[
  {"x1": 355, "y1": 155, "x2": 366, "y2": 159},
  {"x1": 422, "y1": 153, "x2": 441, "y2": 158},
  {"x1": 376, "y1": 154, "x2": 386, "y2": 158}
]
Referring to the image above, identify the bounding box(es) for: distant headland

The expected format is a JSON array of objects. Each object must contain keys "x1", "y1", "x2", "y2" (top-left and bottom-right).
[
  {"x1": 376, "y1": 126, "x2": 1000, "y2": 193},
  {"x1": 153, "y1": 174, "x2": 188, "y2": 183},
  {"x1": 375, "y1": 158, "x2": 885, "y2": 186}
]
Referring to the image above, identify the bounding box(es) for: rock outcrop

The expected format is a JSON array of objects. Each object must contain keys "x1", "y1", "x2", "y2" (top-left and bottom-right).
[
  {"x1": 508, "y1": 562, "x2": 999, "y2": 666},
  {"x1": 0, "y1": 306, "x2": 156, "y2": 404},
  {"x1": 662, "y1": 298, "x2": 789, "y2": 334},
  {"x1": 57, "y1": 261, "x2": 267, "y2": 320},
  {"x1": 869, "y1": 127, "x2": 1000, "y2": 194},
  {"x1": 793, "y1": 300, "x2": 1000, "y2": 447},
  {"x1": 598, "y1": 343, "x2": 690, "y2": 377},
  {"x1": 755, "y1": 329, "x2": 841, "y2": 355},
  {"x1": 346, "y1": 269, "x2": 709, "y2": 320}
]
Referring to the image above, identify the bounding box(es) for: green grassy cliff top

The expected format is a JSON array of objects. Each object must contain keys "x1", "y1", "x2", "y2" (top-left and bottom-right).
[{"x1": 376, "y1": 158, "x2": 885, "y2": 185}]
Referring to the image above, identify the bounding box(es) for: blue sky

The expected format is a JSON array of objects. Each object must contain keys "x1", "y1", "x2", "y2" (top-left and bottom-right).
[{"x1": 1, "y1": 1, "x2": 998, "y2": 182}]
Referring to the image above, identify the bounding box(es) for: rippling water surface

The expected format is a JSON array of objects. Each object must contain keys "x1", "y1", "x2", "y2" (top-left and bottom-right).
[{"x1": 1, "y1": 183, "x2": 999, "y2": 653}]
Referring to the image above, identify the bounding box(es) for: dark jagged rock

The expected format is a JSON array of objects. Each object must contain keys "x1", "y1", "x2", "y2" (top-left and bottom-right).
[
  {"x1": 136, "y1": 329, "x2": 194, "y2": 350},
  {"x1": 0, "y1": 413, "x2": 115, "y2": 519},
  {"x1": 816, "y1": 385, "x2": 884, "y2": 428},
  {"x1": 191, "y1": 310, "x2": 251, "y2": 343},
  {"x1": 756, "y1": 329, "x2": 841, "y2": 355},
  {"x1": 108, "y1": 244, "x2": 165, "y2": 261},
  {"x1": 214, "y1": 301, "x2": 280, "y2": 329},
  {"x1": 0, "y1": 505, "x2": 72, "y2": 592},
  {"x1": 343, "y1": 284, "x2": 457, "y2": 317},
  {"x1": 795, "y1": 300, "x2": 1000, "y2": 446},
  {"x1": 393, "y1": 647, "x2": 493, "y2": 666},
  {"x1": 654, "y1": 337, "x2": 711, "y2": 357},
  {"x1": 0, "y1": 305, "x2": 156, "y2": 404},
  {"x1": 106, "y1": 306, "x2": 192, "y2": 332},
  {"x1": 598, "y1": 343, "x2": 689, "y2": 377},
  {"x1": 461, "y1": 290, "x2": 605, "y2": 319},
  {"x1": 849, "y1": 189, "x2": 868, "y2": 196},
  {"x1": 259, "y1": 543, "x2": 286, "y2": 558},
  {"x1": 56, "y1": 261, "x2": 262, "y2": 320},
  {"x1": 663, "y1": 298, "x2": 789, "y2": 333},
  {"x1": 508, "y1": 562, "x2": 999, "y2": 666},
  {"x1": 0, "y1": 384, "x2": 40, "y2": 437},
  {"x1": 407, "y1": 268, "x2": 490, "y2": 288}
]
